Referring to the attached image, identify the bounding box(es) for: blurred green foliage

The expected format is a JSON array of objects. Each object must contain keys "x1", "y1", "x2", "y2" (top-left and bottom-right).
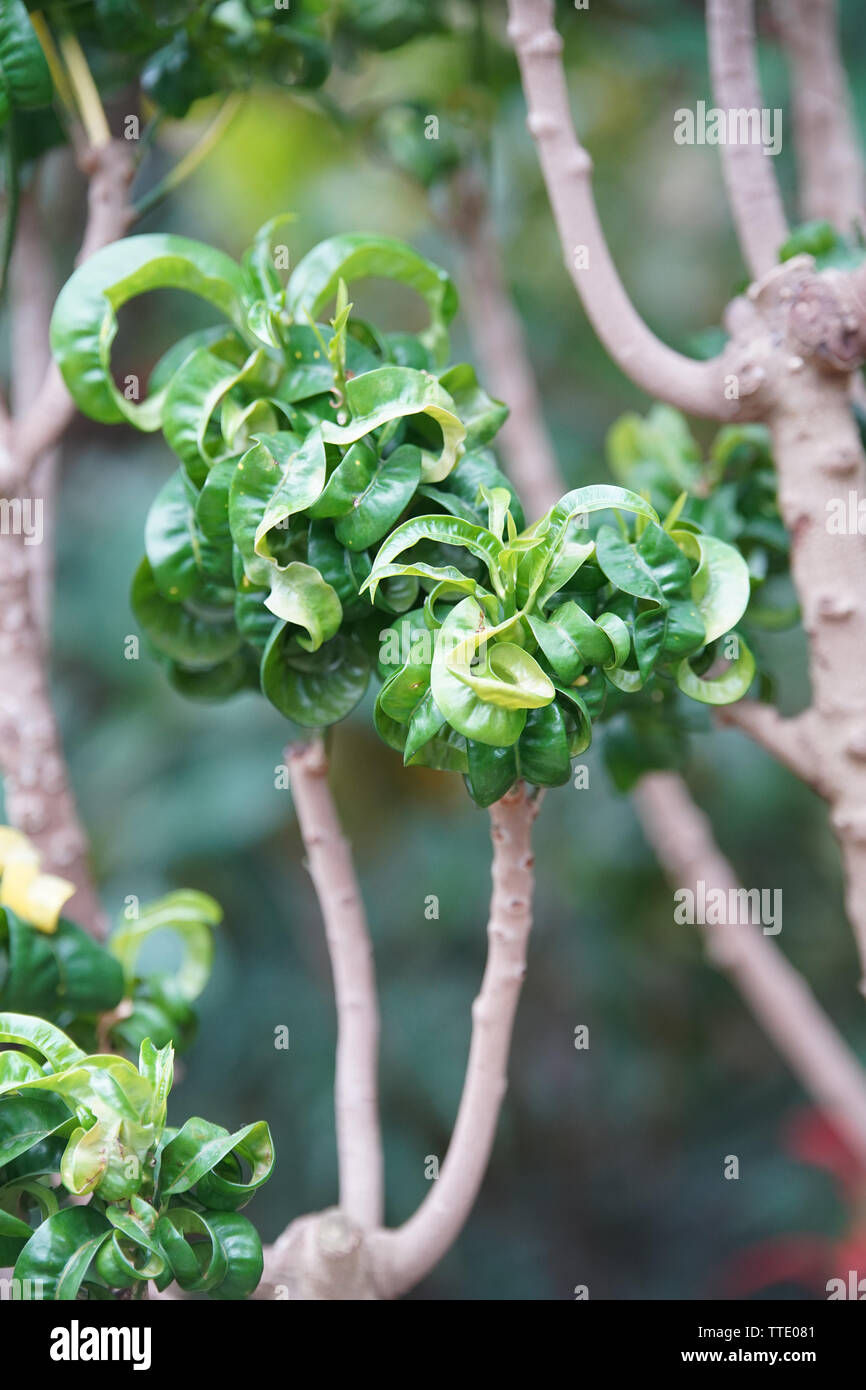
[{"x1": 5, "y1": 0, "x2": 866, "y2": 1297}]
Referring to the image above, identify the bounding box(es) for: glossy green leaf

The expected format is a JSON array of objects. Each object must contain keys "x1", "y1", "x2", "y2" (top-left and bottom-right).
[
  {"x1": 110, "y1": 889, "x2": 221, "y2": 1003},
  {"x1": 163, "y1": 345, "x2": 275, "y2": 486},
  {"x1": 155, "y1": 1206, "x2": 228, "y2": 1292},
  {"x1": 250, "y1": 430, "x2": 327, "y2": 563},
  {"x1": 452, "y1": 641, "x2": 554, "y2": 711},
  {"x1": 674, "y1": 530, "x2": 751, "y2": 644},
  {"x1": 305, "y1": 521, "x2": 372, "y2": 620},
  {"x1": 465, "y1": 741, "x2": 517, "y2": 807},
  {"x1": 227, "y1": 430, "x2": 314, "y2": 586},
  {"x1": 529, "y1": 487, "x2": 659, "y2": 606},
  {"x1": 311, "y1": 442, "x2": 422, "y2": 552},
  {"x1": 442, "y1": 449, "x2": 525, "y2": 531},
  {"x1": 0, "y1": 1093, "x2": 73, "y2": 1169},
  {"x1": 403, "y1": 689, "x2": 448, "y2": 762},
  {"x1": 517, "y1": 702, "x2": 572, "y2": 787},
  {"x1": 44, "y1": 917, "x2": 124, "y2": 1016},
  {"x1": 438, "y1": 363, "x2": 508, "y2": 447},
  {"x1": 0, "y1": 1205, "x2": 34, "y2": 1265},
  {"x1": 263, "y1": 561, "x2": 342, "y2": 648},
  {"x1": 365, "y1": 514, "x2": 504, "y2": 602},
  {"x1": 321, "y1": 366, "x2": 465, "y2": 483},
  {"x1": 676, "y1": 636, "x2": 756, "y2": 705},
  {"x1": 14, "y1": 1206, "x2": 111, "y2": 1300},
  {"x1": 160, "y1": 1115, "x2": 274, "y2": 1209},
  {"x1": 0, "y1": 2, "x2": 52, "y2": 125},
  {"x1": 0, "y1": 1013, "x2": 85, "y2": 1072},
  {"x1": 0, "y1": 1050, "x2": 43, "y2": 1087},
  {"x1": 595, "y1": 521, "x2": 691, "y2": 602},
  {"x1": 430, "y1": 599, "x2": 529, "y2": 747},
  {"x1": 286, "y1": 233, "x2": 457, "y2": 365},
  {"x1": 261, "y1": 624, "x2": 371, "y2": 726},
  {"x1": 50, "y1": 235, "x2": 249, "y2": 427},
  {"x1": 528, "y1": 602, "x2": 596, "y2": 682},
  {"x1": 554, "y1": 684, "x2": 594, "y2": 755},
  {"x1": 145, "y1": 469, "x2": 231, "y2": 601},
  {"x1": 0, "y1": 908, "x2": 58, "y2": 1013},
  {"x1": 131, "y1": 557, "x2": 240, "y2": 669},
  {"x1": 203, "y1": 1212, "x2": 264, "y2": 1300}
]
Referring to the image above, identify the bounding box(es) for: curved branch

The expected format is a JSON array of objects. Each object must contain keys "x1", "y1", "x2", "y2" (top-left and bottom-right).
[
  {"x1": 286, "y1": 738, "x2": 383, "y2": 1229},
  {"x1": 771, "y1": 0, "x2": 864, "y2": 232},
  {"x1": 635, "y1": 772, "x2": 866, "y2": 1165},
  {"x1": 706, "y1": 0, "x2": 789, "y2": 278},
  {"x1": 506, "y1": 0, "x2": 728, "y2": 420},
  {"x1": 370, "y1": 784, "x2": 540, "y2": 1298}
]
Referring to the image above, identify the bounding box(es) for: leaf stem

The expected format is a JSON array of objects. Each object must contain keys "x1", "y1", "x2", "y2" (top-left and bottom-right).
[
  {"x1": 56, "y1": 28, "x2": 112, "y2": 149},
  {"x1": 131, "y1": 94, "x2": 245, "y2": 221}
]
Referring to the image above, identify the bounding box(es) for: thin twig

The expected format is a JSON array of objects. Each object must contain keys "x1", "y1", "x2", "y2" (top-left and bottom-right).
[
  {"x1": 705, "y1": 0, "x2": 789, "y2": 277},
  {"x1": 131, "y1": 94, "x2": 244, "y2": 223},
  {"x1": 634, "y1": 773, "x2": 866, "y2": 1166},
  {"x1": 771, "y1": 0, "x2": 865, "y2": 232}
]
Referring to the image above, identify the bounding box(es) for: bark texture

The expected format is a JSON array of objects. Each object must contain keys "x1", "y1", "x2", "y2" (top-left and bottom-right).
[
  {"x1": 262, "y1": 783, "x2": 540, "y2": 1299},
  {"x1": 285, "y1": 738, "x2": 383, "y2": 1229},
  {"x1": 369, "y1": 785, "x2": 540, "y2": 1298},
  {"x1": 0, "y1": 141, "x2": 134, "y2": 937}
]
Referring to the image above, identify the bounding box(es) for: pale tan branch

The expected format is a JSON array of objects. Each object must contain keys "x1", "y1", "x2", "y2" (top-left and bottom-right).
[
  {"x1": 0, "y1": 525, "x2": 106, "y2": 936},
  {"x1": 286, "y1": 738, "x2": 383, "y2": 1230},
  {"x1": 506, "y1": 0, "x2": 729, "y2": 420},
  {"x1": 447, "y1": 169, "x2": 562, "y2": 519},
  {"x1": 12, "y1": 141, "x2": 134, "y2": 478},
  {"x1": 706, "y1": 0, "x2": 789, "y2": 277},
  {"x1": 771, "y1": 0, "x2": 865, "y2": 232},
  {"x1": 635, "y1": 772, "x2": 866, "y2": 1165},
  {"x1": 12, "y1": 190, "x2": 60, "y2": 645},
  {"x1": 716, "y1": 702, "x2": 824, "y2": 791},
  {"x1": 370, "y1": 784, "x2": 540, "y2": 1298}
]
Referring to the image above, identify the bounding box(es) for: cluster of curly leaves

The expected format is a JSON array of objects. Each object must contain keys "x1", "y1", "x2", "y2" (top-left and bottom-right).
[
  {"x1": 51, "y1": 222, "x2": 758, "y2": 808},
  {"x1": 0, "y1": 1018, "x2": 273, "y2": 1299},
  {"x1": 597, "y1": 404, "x2": 794, "y2": 790},
  {"x1": 0, "y1": 829, "x2": 273, "y2": 1298}
]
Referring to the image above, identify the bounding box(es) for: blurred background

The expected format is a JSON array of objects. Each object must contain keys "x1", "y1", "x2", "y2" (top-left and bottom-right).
[{"x1": 18, "y1": 0, "x2": 866, "y2": 1297}]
